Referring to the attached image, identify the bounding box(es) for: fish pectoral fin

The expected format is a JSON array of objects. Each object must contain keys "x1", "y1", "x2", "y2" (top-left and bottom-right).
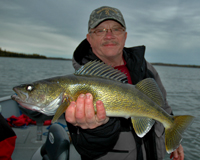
[
  {"x1": 131, "y1": 117, "x2": 155, "y2": 138},
  {"x1": 51, "y1": 99, "x2": 70, "y2": 123}
]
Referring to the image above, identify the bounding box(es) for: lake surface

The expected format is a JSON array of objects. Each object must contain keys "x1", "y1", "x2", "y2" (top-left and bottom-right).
[
  {"x1": 0, "y1": 57, "x2": 75, "y2": 98},
  {"x1": 0, "y1": 57, "x2": 199, "y2": 159}
]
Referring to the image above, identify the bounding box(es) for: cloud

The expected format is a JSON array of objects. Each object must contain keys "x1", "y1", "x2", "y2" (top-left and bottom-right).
[
  {"x1": 122, "y1": 1, "x2": 200, "y2": 64},
  {"x1": 0, "y1": 21, "x2": 79, "y2": 58},
  {"x1": 0, "y1": 0, "x2": 200, "y2": 64}
]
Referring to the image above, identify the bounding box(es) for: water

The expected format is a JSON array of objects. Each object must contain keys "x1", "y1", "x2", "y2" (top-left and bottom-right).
[
  {"x1": 0, "y1": 57, "x2": 75, "y2": 97},
  {"x1": 0, "y1": 57, "x2": 199, "y2": 159},
  {"x1": 155, "y1": 65, "x2": 200, "y2": 160}
]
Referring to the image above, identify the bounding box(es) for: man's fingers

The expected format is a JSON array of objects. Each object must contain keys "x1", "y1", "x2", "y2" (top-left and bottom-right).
[
  {"x1": 75, "y1": 94, "x2": 86, "y2": 124},
  {"x1": 65, "y1": 93, "x2": 109, "y2": 129},
  {"x1": 65, "y1": 101, "x2": 76, "y2": 125},
  {"x1": 96, "y1": 100, "x2": 108, "y2": 123},
  {"x1": 85, "y1": 93, "x2": 95, "y2": 123},
  {"x1": 177, "y1": 145, "x2": 184, "y2": 160},
  {"x1": 173, "y1": 150, "x2": 178, "y2": 159},
  {"x1": 170, "y1": 145, "x2": 184, "y2": 160}
]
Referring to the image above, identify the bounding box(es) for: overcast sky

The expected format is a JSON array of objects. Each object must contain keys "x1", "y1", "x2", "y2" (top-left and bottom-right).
[{"x1": 1, "y1": 0, "x2": 200, "y2": 65}]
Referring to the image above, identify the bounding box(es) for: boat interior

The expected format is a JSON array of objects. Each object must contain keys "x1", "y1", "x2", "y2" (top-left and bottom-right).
[{"x1": 0, "y1": 96, "x2": 81, "y2": 160}]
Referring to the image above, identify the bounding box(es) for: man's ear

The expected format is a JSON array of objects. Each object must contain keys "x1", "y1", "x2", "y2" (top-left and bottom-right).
[
  {"x1": 86, "y1": 34, "x2": 91, "y2": 45},
  {"x1": 125, "y1": 32, "x2": 127, "y2": 41}
]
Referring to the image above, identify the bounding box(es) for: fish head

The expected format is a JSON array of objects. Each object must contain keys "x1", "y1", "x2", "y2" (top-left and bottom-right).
[{"x1": 11, "y1": 80, "x2": 65, "y2": 115}]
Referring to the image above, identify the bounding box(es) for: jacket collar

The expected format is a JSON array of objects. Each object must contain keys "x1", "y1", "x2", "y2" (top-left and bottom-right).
[{"x1": 72, "y1": 38, "x2": 146, "y2": 74}]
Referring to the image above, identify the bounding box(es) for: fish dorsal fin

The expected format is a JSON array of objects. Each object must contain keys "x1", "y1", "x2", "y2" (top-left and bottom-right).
[
  {"x1": 74, "y1": 60, "x2": 128, "y2": 83},
  {"x1": 135, "y1": 78, "x2": 165, "y2": 107}
]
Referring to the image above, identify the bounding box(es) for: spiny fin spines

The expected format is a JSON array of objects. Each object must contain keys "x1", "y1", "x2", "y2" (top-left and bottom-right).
[
  {"x1": 135, "y1": 78, "x2": 165, "y2": 107},
  {"x1": 74, "y1": 60, "x2": 128, "y2": 83}
]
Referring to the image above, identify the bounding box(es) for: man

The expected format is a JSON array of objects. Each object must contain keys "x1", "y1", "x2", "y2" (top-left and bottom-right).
[{"x1": 65, "y1": 6, "x2": 184, "y2": 160}]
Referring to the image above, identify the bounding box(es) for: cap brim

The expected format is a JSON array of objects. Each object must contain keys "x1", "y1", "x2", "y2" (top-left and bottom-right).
[{"x1": 89, "y1": 18, "x2": 125, "y2": 30}]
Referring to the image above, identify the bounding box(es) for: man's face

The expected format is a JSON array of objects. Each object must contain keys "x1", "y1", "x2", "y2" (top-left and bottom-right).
[{"x1": 87, "y1": 20, "x2": 127, "y2": 62}]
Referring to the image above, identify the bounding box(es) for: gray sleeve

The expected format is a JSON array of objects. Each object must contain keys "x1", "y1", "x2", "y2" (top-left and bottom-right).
[
  {"x1": 72, "y1": 56, "x2": 82, "y2": 70},
  {"x1": 146, "y1": 61, "x2": 172, "y2": 114},
  {"x1": 147, "y1": 62, "x2": 171, "y2": 157}
]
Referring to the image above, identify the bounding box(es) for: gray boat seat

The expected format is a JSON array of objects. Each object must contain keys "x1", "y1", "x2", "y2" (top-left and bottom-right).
[{"x1": 40, "y1": 123, "x2": 70, "y2": 160}]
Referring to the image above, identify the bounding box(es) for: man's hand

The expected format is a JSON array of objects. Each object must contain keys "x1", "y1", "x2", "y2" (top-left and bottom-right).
[
  {"x1": 65, "y1": 93, "x2": 109, "y2": 129},
  {"x1": 170, "y1": 144, "x2": 184, "y2": 160}
]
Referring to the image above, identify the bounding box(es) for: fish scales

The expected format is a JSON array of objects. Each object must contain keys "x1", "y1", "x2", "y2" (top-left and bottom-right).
[
  {"x1": 37, "y1": 74, "x2": 180, "y2": 128},
  {"x1": 11, "y1": 60, "x2": 194, "y2": 154}
]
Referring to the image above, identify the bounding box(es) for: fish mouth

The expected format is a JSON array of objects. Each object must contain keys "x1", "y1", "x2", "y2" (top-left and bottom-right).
[
  {"x1": 11, "y1": 94, "x2": 41, "y2": 112},
  {"x1": 11, "y1": 93, "x2": 63, "y2": 116},
  {"x1": 11, "y1": 94, "x2": 27, "y2": 104},
  {"x1": 11, "y1": 94, "x2": 21, "y2": 102}
]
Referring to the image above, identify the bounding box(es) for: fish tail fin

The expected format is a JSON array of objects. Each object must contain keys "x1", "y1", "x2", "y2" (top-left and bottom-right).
[
  {"x1": 165, "y1": 115, "x2": 194, "y2": 153},
  {"x1": 51, "y1": 100, "x2": 69, "y2": 123}
]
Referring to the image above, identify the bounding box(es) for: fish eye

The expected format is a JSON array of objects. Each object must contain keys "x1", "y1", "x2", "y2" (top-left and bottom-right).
[{"x1": 26, "y1": 85, "x2": 34, "y2": 91}]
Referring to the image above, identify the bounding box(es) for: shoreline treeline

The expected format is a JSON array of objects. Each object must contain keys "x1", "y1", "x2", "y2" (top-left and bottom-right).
[
  {"x1": 0, "y1": 47, "x2": 71, "y2": 60},
  {"x1": 0, "y1": 47, "x2": 47, "y2": 59},
  {"x1": 0, "y1": 47, "x2": 199, "y2": 67},
  {"x1": 151, "y1": 63, "x2": 200, "y2": 68}
]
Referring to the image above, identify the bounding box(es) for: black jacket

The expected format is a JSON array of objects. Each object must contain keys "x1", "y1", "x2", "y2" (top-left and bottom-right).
[{"x1": 68, "y1": 39, "x2": 172, "y2": 160}]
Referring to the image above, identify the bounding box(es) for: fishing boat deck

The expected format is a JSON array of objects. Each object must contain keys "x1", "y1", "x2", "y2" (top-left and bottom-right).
[
  {"x1": 0, "y1": 96, "x2": 80, "y2": 160},
  {"x1": 11, "y1": 119, "x2": 81, "y2": 160},
  {"x1": 12, "y1": 123, "x2": 48, "y2": 159}
]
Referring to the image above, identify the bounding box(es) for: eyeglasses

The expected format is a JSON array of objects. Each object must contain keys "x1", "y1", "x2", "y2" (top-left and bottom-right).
[{"x1": 89, "y1": 27, "x2": 125, "y2": 36}]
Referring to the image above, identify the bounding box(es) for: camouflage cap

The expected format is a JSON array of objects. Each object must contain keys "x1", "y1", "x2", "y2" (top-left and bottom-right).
[{"x1": 88, "y1": 6, "x2": 126, "y2": 31}]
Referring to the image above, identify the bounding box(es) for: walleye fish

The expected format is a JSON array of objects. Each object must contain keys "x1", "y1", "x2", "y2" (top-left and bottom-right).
[{"x1": 11, "y1": 60, "x2": 194, "y2": 153}]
